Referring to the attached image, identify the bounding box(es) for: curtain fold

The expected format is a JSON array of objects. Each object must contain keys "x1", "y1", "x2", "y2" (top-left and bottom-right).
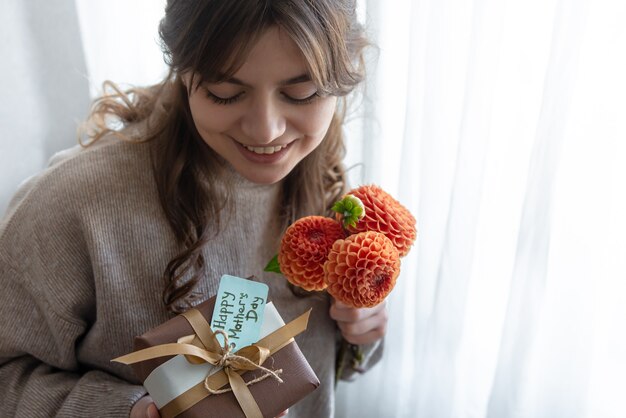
[
  {"x1": 337, "y1": 0, "x2": 625, "y2": 417},
  {"x1": 0, "y1": 0, "x2": 90, "y2": 214},
  {"x1": 487, "y1": 1, "x2": 589, "y2": 416},
  {"x1": 413, "y1": 0, "x2": 505, "y2": 414}
]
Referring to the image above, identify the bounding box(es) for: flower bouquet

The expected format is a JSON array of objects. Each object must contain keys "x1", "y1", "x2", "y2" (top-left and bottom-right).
[
  {"x1": 264, "y1": 185, "x2": 417, "y2": 378},
  {"x1": 265, "y1": 185, "x2": 416, "y2": 307}
]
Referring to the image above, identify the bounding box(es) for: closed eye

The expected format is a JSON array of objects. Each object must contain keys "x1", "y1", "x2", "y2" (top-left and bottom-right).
[
  {"x1": 204, "y1": 89, "x2": 244, "y2": 105},
  {"x1": 203, "y1": 88, "x2": 319, "y2": 105},
  {"x1": 282, "y1": 91, "x2": 319, "y2": 105}
]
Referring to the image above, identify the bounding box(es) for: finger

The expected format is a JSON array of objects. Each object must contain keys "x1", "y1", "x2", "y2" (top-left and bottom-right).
[
  {"x1": 146, "y1": 403, "x2": 161, "y2": 418},
  {"x1": 342, "y1": 326, "x2": 387, "y2": 345},
  {"x1": 333, "y1": 298, "x2": 387, "y2": 309},
  {"x1": 332, "y1": 298, "x2": 386, "y2": 312},
  {"x1": 336, "y1": 308, "x2": 387, "y2": 337},
  {"x1": 130, "y1": 396, "x2": 159, "y2": 418},
  {"x1": 333, "y1": 300, "x2": 350, "y2": 309},
  {"x1": 329, "y1": 300, "x2": 386, "y2": 322}
]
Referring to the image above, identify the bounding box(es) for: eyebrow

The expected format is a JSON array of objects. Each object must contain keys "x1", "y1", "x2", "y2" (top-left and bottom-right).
[{"x1": 219, "y1": 73, "x2": 312, "y2": 87}]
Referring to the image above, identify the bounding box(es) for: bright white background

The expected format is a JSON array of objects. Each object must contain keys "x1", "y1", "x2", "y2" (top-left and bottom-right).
[{"x1": 1, "y1": 1, "x2": 625, "y2": 417}]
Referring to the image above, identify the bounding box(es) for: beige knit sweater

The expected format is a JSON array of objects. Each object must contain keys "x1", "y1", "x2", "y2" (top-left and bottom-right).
[{"x1": 0, "y1": 138, "x2": 382, "y2": 418}]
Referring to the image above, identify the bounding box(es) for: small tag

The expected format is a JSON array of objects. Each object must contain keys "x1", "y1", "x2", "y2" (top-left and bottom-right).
[{"x1": 210, "y1": 275, "x2": 268, "y2": 351}]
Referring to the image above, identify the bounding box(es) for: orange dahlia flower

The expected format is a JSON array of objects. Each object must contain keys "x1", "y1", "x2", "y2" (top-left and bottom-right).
[
  {"x1": 324, "y1": 231, "x2": 400, "y2": 308},
  {"x1": 339, "y1": 185, "x2": 417, "y2": 257},
  {"x1": 278, "y1": 216, "x2": 346, "y2": 291}
]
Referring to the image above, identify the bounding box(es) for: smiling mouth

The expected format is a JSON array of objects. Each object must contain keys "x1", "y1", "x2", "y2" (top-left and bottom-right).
[{"x1": 242, "y1": 143, "x2": 290, "y2": 155}]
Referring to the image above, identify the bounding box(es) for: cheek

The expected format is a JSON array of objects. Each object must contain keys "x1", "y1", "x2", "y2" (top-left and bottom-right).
[
  {"x1": 188, "y1": 95, "x2": 237, "y2": 134},
  {"x1": 292, "y1": 98, "x2": 338, "y2": 139}
]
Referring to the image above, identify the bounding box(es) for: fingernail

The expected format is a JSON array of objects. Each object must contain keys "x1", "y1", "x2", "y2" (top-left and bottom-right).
[{"x1": 146, "y1": 404, "x2": 159, "y2": 418}]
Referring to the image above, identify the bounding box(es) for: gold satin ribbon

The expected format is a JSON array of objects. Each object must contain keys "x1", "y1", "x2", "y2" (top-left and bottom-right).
[{"x1": 113, "y1": 308, "x2": 311, "y2": 418}]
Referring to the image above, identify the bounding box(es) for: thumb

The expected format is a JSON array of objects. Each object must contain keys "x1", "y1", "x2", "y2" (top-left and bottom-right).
[{"x1": 146, "y1": 403, "x2": 160, "y2": 418}]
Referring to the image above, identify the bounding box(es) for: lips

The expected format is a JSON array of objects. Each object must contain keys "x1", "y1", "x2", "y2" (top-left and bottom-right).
[
  {"x1": 242, "y1": 143, "x2": 289, "y2": 155},
  {"x1": 231, "y1": 137, "x2": 294, "y2": 164}
]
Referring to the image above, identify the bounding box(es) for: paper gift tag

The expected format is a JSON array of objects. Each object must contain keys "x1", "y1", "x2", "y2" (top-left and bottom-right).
[{"x1": 210, "y1": 275, "x2": 268, "y2": 351}]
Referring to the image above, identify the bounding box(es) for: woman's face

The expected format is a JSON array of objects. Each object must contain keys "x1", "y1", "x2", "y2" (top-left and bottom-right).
[{"x1": 186, "y1": 26, "x2": 338, "y2": 184}]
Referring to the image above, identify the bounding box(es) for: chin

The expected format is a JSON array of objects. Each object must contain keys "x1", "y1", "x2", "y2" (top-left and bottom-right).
[{"x1": 236, "y1": 165, "x2": 292, "y2": 185}]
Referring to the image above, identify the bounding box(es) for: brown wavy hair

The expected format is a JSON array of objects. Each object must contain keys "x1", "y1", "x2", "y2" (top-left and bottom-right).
[{"x1": 80, "y1": 0, "x2": 369, "y2": 313}]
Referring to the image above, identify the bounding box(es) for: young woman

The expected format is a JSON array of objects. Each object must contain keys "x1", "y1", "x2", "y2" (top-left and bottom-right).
[{"x1": 0, "y1": 1, "x2": 387, "y2": 417}]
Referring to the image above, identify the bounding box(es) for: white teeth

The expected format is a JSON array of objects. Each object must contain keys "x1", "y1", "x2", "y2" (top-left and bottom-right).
[{"x1": 244, "y1": 144, "x2": 287, "y2": 154}]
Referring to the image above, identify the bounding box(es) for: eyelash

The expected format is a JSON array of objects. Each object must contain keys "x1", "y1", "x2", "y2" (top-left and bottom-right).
[
  {"x1": 205, "y1": 91, "x2": 242, "y2": 105},
  {"x1": 285, "y1": 92, "x2": 319, "y2": 105},
  {"x1": 204, "y1": 89, "x2": 319, "y2": 106}
]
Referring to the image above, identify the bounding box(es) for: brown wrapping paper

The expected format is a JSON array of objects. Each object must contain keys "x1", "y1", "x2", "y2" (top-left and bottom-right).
[{"x1": 131, "y1": 297, "x2": 320, "y2": 418}]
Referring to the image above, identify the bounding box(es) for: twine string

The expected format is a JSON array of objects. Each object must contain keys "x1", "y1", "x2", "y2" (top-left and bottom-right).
[{"x1": 204, "y1": 329, "x2": 284, "y2": 395}]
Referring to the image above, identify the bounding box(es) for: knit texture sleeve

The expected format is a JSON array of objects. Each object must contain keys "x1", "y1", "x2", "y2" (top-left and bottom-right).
[
  {"x1": 1, "y1": 355, "x2": 146, "y2": 418},
  {"x1": 0, "y1": 163, "x2": 146, "y2": 417}
]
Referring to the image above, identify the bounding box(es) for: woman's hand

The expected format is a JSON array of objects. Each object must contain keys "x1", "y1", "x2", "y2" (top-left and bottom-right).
[
  {"x1": 130, "y1": 395, "x2": 160, "y2": 418},
  {"x1": 329, "y1": 299, "x2": 388, "y2": 345}
]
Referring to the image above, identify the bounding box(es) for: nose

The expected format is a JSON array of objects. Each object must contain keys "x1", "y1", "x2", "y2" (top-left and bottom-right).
[{"x1": 240, "y1": 96, "x2": 287, "y2": 145}]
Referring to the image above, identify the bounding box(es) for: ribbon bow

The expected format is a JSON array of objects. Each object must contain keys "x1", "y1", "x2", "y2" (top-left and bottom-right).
[
  {"x1": 179, "y1": 326, "x2": 284, "y2": 397},
  {"x1": 113, "y1": 308, "x2": 311, "y2": 418}
]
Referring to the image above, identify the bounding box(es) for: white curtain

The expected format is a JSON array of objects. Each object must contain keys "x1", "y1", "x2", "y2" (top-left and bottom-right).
[
  {"x1": 0, "y1": 0, "x2": 91, "y2": 214},
  {"x1": 2, "y1": 1, "x2": 625, "y2": 417},
  {"x1": 0, "y1": 0, "x2": 167, "y2": 213},
  {"x1": 338, "y1": 0, "x2": 626, "y2": 417}
]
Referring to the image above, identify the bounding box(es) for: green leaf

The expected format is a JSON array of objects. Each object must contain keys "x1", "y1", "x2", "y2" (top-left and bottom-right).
[
  {"x1": 351, "y1": 344, "x2": 364, "y2": 363},
  {"x1": 331, "y1": 201, "x2": 344, "y2": 213},
  {"x1": 346, "y1": 217, "x2": 358, "y2": 228},
  {"x1": 264, "y1": 255, "x2": 282, "y2": 274}
]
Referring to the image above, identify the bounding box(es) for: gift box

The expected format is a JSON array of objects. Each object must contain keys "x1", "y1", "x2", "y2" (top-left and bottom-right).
[{"x1": 114, "y1": 296, "x2": 319, "y2": 418}]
